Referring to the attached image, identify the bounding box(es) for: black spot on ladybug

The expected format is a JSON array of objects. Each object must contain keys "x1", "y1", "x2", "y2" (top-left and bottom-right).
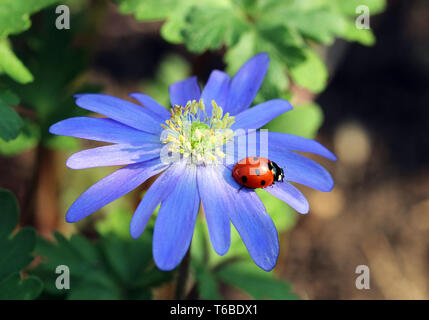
[
  {"x1": 241, "y1": 176, "x2": 248, "y2": 183},
  {"x1": 261, "y1": 180, "x2": 266, "y2": 186},
  {"x1": 255, "y1": 169, "x2": 261, "y2": 176}
]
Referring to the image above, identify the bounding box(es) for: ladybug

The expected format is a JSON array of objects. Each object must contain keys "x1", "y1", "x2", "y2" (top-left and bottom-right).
[{"x1": 232, "y1": 157, "x2": 285, "y2": 189}]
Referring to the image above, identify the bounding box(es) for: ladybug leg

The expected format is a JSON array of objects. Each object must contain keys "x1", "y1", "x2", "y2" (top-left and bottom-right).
[{"x1": 238, "y1": 186, "x2": 244, "y2": 193}]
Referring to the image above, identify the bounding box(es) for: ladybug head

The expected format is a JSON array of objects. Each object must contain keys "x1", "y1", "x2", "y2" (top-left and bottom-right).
[{"x1": 270, "y1": 161, "x2": 285, "y2": 183}]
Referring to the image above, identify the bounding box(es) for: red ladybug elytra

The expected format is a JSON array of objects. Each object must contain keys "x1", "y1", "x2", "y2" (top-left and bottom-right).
[{"x1": 232, "y1": 157, "x2": 285, "y2": 189}]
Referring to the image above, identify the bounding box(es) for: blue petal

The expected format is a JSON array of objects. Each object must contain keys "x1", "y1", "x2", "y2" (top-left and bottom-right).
[
  {"x1": 169, "y1": 76, "x2": 201, "y2": 107},
  {"x1": 66, "y1": 143, "x2": 162, "y2": 169},
  {"x1": 267, "y1": 132, "x2": 337, "y2": 161},
  {"x1": 201, "y1": 70, "x2": 230, "y2": 117},
  {"x1": 74, "y1": 94, "x2": 162, "y2": 134},
  {"x1": 153, "y1": 164, "x2": 199, "y2": 271},
  {"x1": 130, "y1": 162, "x2": 186, "y2": 239},
  {"x1": 220, "y1": 166, "x2": 279, "y2": 271},
  {"x1": 66, "y1": 158, "x2": 168, "y2": 223},
  {"x1": 265, "y1": 182, "x2": 309, "y2": 214},
  {"x1": 226, "y1": 53, "x2": 270, "y2": 115},
  {"x1": 49, "y1": 117, "x2": 160, "y2": 145},
  {"x1": 270, "y1": 150, "x2": 334, "y2": 192},
  {"x1": 129, "y1": 93, "x2": 171, "y2": 120},
  {"x1": 229, "y1": 131, "x2": 337, "y2": 161},
  {"x1": 197, "y1": 165, "x2": 231, "y2": 256},
  {"x1": 230, "y1": 99, "x2": 293, "y2": 131}
]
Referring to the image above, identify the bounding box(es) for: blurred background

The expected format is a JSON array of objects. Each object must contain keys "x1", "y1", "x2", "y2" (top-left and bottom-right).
[
  {"x1": 286, "y1": 0, "x2": 429, "y2": 299},
  {"x1": 0, "y1": 0, "x2": 428, "y2": 300}
]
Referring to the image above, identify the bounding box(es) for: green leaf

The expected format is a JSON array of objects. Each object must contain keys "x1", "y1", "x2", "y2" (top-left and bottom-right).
[
  {"x1": 259, "y1": 1, "x2": 346, "y2": 44},
  {"x1": 3, "y1": 9, "x2": 98, "y2": 141},
  {"x1": 0, "y1": 191, "x2": 36, "y2": 284},
  {"x1": 332, "y1": 0, "x2": 386, "y2": 16},
  {"x1": 216, "y1": 261, "x2": 298, "y2": 300},
  {"x1": 0, "y1": 39, "x2": 33, "y2": 84},
  {"x1": 341, "y1": 20, "x2": 375, "y2": 46},
  {"x1": 255, "y1": 25, "x2": 306, "y2": 67},
  {"x1": 0, "y1": 119, "x2": 40, "y2": 156},
  {"x1": 266, "y1": 102, "x2": 324, "y2": 139},
  {"x1": 42, "y1": 232, "x2": 101, "y2": 271},
  {"x1": 117, "y1": 0, "x2": 178, "y2": 21},
  {"x1": 0, "y1": 189, "x2": 42, "y2": 300},
  {"x1": 284, "y1": 9, "x2": 346, "y2": 45},
  {"x1": 0, "y1": 227, "x2": 35, "y2": 281},
  {"x1": 33, "y1": 232, "x2": 104, "y2": 295},
  {"x1": 33, "y1": 230, "x2": 171, "y2": 299},
  {"x1": 66, "y1": 270, "x2": 122, "y2": 300},
  {"x1": 0, "y1": 190, "x2": 19, "y2": 240},
  {"x1": 0, "y1": 89, "x2": 24, "y2": 142},
  {"x1": 132, "y1": 267, "x2": 172, "y2": 290},
  {"x1": 289, "y1": 49, "x2": 328, "y2": 93},
  {"x1": 232, "y1": 0, "x2": 257, "y2": 11},
  {"x1": 0, "y1": 0, "x2": 61, "y2": 84},
  {"x1": 0, "y1": 0, "x2": 60, "y2": 37},
  {"x1": 100, "y1": 235, "x2": 153, "y2": 286},
  {"x1": 0, "y1": 273, "x2": 43, "y2": 300},
  {"x1": 181, "y1": 4, "x2": 249, "y2": 53},
  {"x1": 160, "y1": 4, "x2": 193, "y2": 44},
  {"x1": 120, "y1": 0, "x2": 386, "y2": 99}
]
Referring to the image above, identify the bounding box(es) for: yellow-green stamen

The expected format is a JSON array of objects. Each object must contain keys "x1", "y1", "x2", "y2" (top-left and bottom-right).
[{"x1": 161, "y1": 99, "x2": 235, "y2": 164}]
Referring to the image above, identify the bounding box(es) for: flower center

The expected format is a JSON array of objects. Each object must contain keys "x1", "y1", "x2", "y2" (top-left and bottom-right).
[{"x1": 161, "y1": 99, "x2": 235, "y2": 164}]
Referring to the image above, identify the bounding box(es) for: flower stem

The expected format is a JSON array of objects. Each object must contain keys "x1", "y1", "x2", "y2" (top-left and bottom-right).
[{"x1": 175, "y1": 248, "x2": 191, "y2": 300}]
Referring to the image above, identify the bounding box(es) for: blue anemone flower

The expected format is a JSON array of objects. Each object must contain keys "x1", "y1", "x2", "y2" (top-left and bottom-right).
[{"x1": 50, "y1": 53, "x2": 336, "y2": 271}]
